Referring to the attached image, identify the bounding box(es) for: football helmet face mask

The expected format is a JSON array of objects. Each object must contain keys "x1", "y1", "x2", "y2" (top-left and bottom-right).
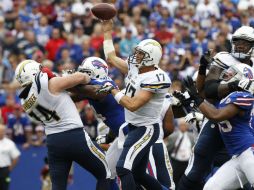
[
  {"x1": 220, "y1": 63, "x2": 254, "y2": 84},
  {"x1": 231, "y1": 26, "x2": 254, "y2": 60},
  {"x1": 78, "y1": 57, "x2": 108, "y2": 80},
  {"x1": 15, "y1": 59, "x2": 41, "y2": 87},
  {"x1": 128, "y1": 39, "x2": 162, "y2": 68}
]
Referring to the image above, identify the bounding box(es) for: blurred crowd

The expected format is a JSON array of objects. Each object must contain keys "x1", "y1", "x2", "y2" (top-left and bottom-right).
[{"x1": 0, "y1": 0, "x2": 253, "y2": 154}]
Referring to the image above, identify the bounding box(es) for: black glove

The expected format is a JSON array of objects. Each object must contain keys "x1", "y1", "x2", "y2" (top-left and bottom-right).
[
  {"x1": 199, "y1": 50, "x2": 212, "y2": 75},
  {"x1": 172, "y1": 90, "x2": 192, "y2": 107},
  {"x1": 183, "y1": 76, "x2": 204, "y2": 107}
]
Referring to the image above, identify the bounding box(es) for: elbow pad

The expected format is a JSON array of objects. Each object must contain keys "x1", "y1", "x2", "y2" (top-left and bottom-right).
[{"x1": 204, "y1": 79, "x2": 220, "y2": 99}]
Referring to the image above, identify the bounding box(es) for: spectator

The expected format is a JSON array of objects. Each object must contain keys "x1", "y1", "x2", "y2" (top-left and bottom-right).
[
  {"x1": 90, "y1": 23, "x2": 104, "y2": 52},
  {"x1": 44, "y1": 27, "x2": 65, "y2": 61},
  {"x1": 0, "y1": 124, "x2": 20, "y2": 190},
  {"x1": 167, "y1": 118, "x2": 195, "y2": 188},
  {"x1": 81, "y1": 38, "x2": 95, "y2": 59},
  {"x1": 119, "y1": 29, "x2": 140, "y2": 58},
  {"x1": 1, "y1": 94, "x2": 16, "y2": 124},
  {"x1": 0, "y1": 16, "x2": 7, "y2": 40},
  {"x1": 22, "y1": 30, "x2": 45, "y2": 59},
  {"x1": 80, "y1": 104, "x2": 98, "y2": 140},
  {"x1": 56, "y1": 34, "x2": 83, "y2": 65},
  {"x1": 6, "y1": 104, "x2": 32, "y2": 148},
  {"x1": 33, "y1": 125, "x2": 46, "y2": 147},
  {"x1": 155, "y1": 21, "x2": 173, "y2": 46},
  {"x1": 34, "y1": 16, "x2": 52, "y2": 46},
  {"x1": 73, "y1": 25, "x2": 89, "y2": 45}
]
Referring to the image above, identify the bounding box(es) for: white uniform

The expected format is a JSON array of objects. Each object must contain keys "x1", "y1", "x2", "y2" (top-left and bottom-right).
[
  {"x1": 148, "y1": 93, "x2": 175, "y2": 190},
  {"x1": 0, "y1": 137, "x2": 20, "y2": 168},
  {"x1": 124, "y1": 63, "x2": 171, "y2": 126},
  {"x1": 21, "y1": 72, "x2": 83, "y2": 135},
  {"x1": 212, "y1": 51, "x2": 254, "y2": 70}
]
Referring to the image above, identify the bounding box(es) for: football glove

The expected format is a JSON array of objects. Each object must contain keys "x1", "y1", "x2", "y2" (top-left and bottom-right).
[
  {"x1": 183, "y1": 76, "x2": 204, "y2": 107},
  {"x1": 185, "y1": 112, "x2": 204, "y2": 134},
  {"x1": 96, "y1": 134, "x2": 107, "y2": 144},
  {"x1": 96, "y1": 82, "x2": 116, "y2": 94},
  {"x1": 172, "y1": 90, "x2": 191, "y2": 107},
  {"x1": 199, "y1": 50, "x2": 212, "y2": 75}
]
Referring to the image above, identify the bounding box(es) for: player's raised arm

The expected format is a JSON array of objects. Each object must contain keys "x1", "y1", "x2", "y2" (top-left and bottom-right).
[
  {"x1": 102, "y1": 20, "x2": 128, "y2": 74},
  {"x1": 49, "y1": 72, "x2": 90, "y2": 94}
]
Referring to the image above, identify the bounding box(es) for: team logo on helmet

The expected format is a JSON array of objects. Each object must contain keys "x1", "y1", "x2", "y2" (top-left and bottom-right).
[
  {"x1": 91, "y1": 60, "x2": 108, "y2": 73},
  {"x1": 243, "y1": 67, "x2": 253, "y2": 79}
]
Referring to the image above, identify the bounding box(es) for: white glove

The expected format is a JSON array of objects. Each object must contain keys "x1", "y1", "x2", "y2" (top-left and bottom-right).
[
  {"x1": 96, "y1": 134, "x2": 107, "y2": 144},
  {"x1": 185, "y1": 112, "x2": 204, "y2": 133},
  {"x1": 185, "y1": 112, "x2": 204, "y2": 123},
  {"x1": 96, "y1": 82, "x2": 116, "y2": 94},
  {"x1": 171, "y1": 95, "x2": 181, "y2": 106},
  {"x1": 238, "y1": 78, "x2": 254, "y2": 94},
  {"x1": 97, "y1": 121, "x2": 109, "y2": 136}
]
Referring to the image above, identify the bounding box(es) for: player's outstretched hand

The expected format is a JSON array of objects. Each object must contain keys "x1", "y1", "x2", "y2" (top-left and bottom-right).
[
  {"x1": 101, "y1": 20, "x2": 113, "y2": 32},
  {"x1": 199, "y1": 49, "x2": 213, "y2": 75},
  {"x1": 96, "y1": 82, "x2": 116, "y2": 94},
  {"x1": 200, "y1": 49, "x2": 213, "y2": 67},
  {"x1": 183, "y1": 76, "x2": 204, "y2": 107}
]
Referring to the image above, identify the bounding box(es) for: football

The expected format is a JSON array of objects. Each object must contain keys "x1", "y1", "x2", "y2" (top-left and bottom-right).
[{"x1": 91, "y1": 3, "x2": 117, "y2": 20}]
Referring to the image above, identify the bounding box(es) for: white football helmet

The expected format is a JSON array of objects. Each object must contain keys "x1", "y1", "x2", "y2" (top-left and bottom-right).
[
  {"x1": 78, "y1": 57, "x2": 108, "y2": 79},
  {"x1": 220, "y1": 63, "x2": 254, "y2": 84},
  {"x1": 128, "y1": 39, "x2": 162, "y2": 68},
  {"x1": 15, "y1": 59, "x2": 41, "y2": 87},
  {"x1": 231, "y1": 26, "x2": 254, "y2": 60}
]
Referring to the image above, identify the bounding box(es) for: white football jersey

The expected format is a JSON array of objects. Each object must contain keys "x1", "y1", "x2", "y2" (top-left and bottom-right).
[
  {"x1": 21, "y1": 72, "x2": 83, "y2": 135},
  {"x1": 124, "y1": 63, "x2": 171, "y2": 126},
  {"x1": 211, "y1": 51, "x2": 254, "y2": 70}
]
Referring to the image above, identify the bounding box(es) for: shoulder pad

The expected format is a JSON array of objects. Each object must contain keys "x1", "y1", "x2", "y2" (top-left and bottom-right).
[{"x1": 212, "y1": 52, "x2": 240, "y2": 69}]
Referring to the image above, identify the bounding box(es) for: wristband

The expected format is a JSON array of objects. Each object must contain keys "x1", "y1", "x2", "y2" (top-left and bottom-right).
[
  {"x1": 103, "y1": 40, "x2": 115, "y2": 59},
  {"x1": 114, "y1": 91, "x2": 124, "y2": 104}
]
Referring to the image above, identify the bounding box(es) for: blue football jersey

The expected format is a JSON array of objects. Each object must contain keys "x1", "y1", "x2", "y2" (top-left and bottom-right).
[
  {"x1": 218, "y1": 91, "x2": 254, "y2": 156},
  {"x1": 88, "y1": 78, "x2": 125, "y2": 136}
]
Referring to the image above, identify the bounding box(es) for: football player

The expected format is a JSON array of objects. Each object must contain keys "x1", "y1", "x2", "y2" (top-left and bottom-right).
[
  {"x1": 15, "y1": 60, "x2": 111, "y2": 190},
  {"x1": 101, "y1": 20, "x2": 171, "y2": 190},
  {"x1": 184, "y1": 63, "x2": 254, "y2": 189},
  {"x1": 76, "y1": 56, "x2": 175, "y2": 190},
  {"x1": 178, "y1": 26, "x2": 254, "y2": 190}
]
